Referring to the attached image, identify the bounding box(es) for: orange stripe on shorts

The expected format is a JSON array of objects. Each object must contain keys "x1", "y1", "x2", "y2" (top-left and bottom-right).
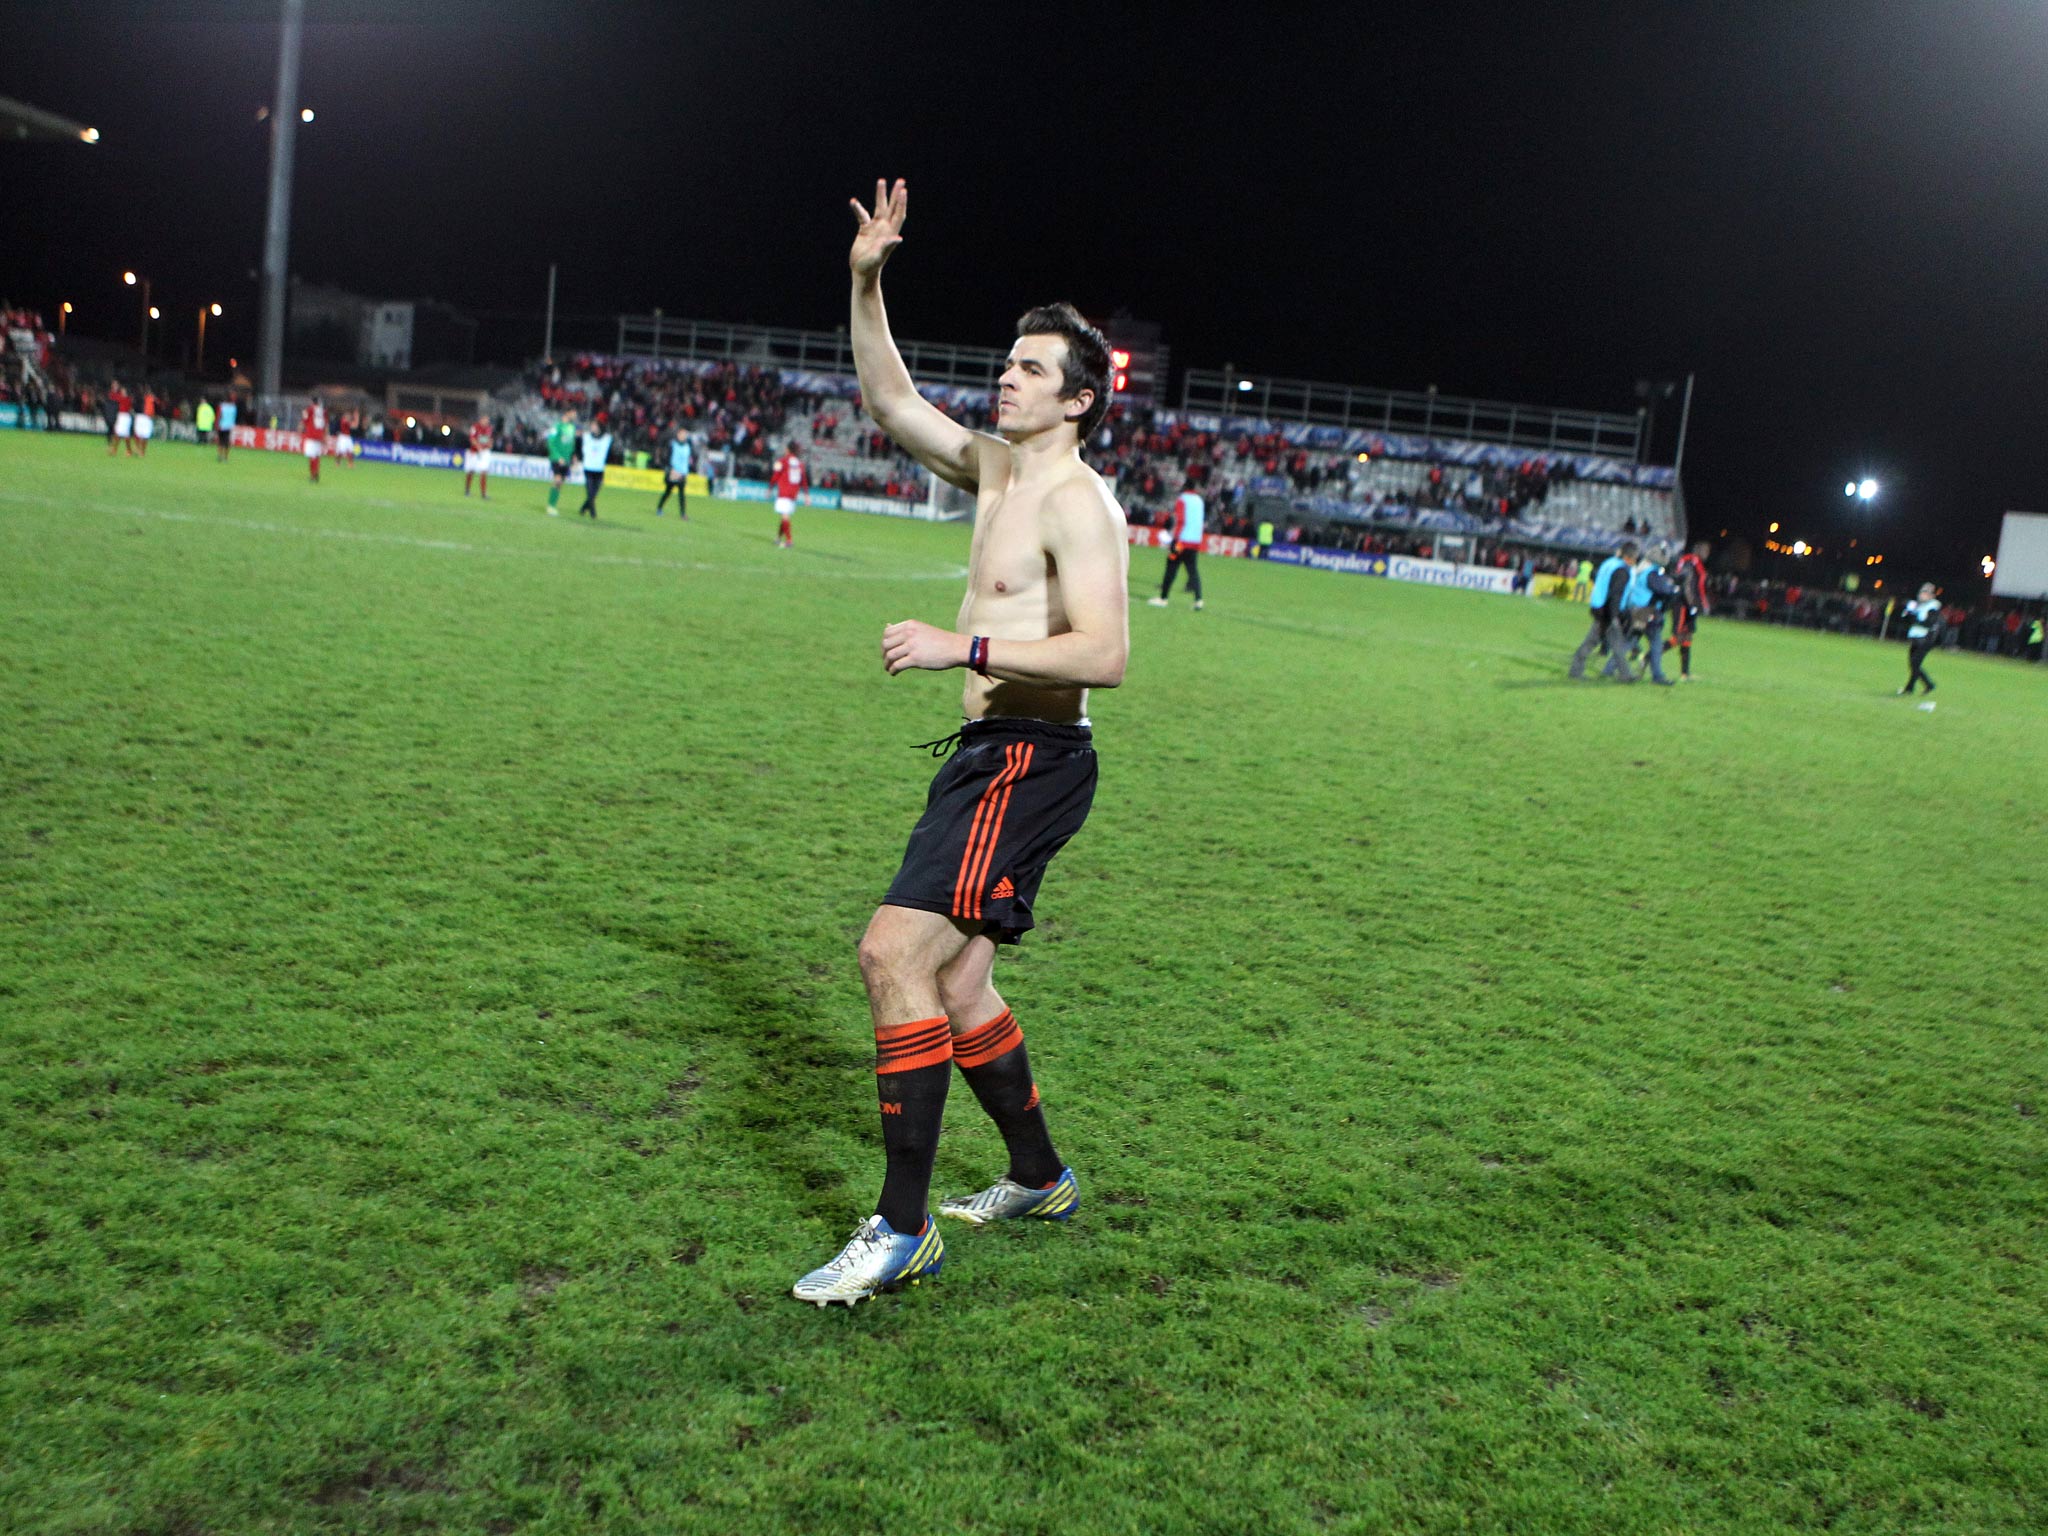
[{"x1": 952, "y1": 742, "x2": 1032, "y2": 921}]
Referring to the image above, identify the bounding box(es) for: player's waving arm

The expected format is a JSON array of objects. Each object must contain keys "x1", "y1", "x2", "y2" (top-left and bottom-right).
[{"x1": 849, "y1": 178, "x2": 1004, "y2": 493}]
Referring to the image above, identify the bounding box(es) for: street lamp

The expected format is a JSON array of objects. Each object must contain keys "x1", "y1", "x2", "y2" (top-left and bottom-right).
[
  {"x1": 59, "y1": 301, "x2": 72, "y2": 335},
  {"x1": 124, "y1": 270, "x2": 153, "y2": 358},
  {"x1": 197, "y1": 303, "x2": 223, "y2": 373}
]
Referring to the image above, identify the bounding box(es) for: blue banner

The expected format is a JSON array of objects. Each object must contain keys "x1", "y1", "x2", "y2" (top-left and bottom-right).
[
  {"x1": 1261, "y1": 545, "x2": 1389, "y2": 577},
  {"x1": 358, "y1": 440, "x2": 464, "y2": 471}
]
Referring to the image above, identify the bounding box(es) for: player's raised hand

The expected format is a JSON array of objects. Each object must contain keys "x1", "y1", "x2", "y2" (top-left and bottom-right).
[{"x1": 848, "y1": 178, "x2": 908, "y2": 278}]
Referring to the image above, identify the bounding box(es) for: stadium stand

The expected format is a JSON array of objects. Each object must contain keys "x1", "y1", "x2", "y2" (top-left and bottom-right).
[{"x1": 492, "y1": 351, "x2": 1682, "y2": 555}]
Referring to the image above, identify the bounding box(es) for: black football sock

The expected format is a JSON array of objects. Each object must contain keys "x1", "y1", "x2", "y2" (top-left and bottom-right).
[
  {"x1": 873, "y1": 1016, "x2": 951, "y2": 1234},
  {"x1": 952, "y1": 1008, "x2": 1062, "y2": 1188}
]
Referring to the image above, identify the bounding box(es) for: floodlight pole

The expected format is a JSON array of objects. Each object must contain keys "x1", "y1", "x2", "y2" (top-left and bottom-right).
[
  {"x1": 256, "y1": 0, "x2": 307, "y2": 419},
  {"x1": 1672, "y1": 372, "x2": 1696, "y2": 481},
  {"x1": 542, "y1": 263, "x2": 557, "y2": 364}
]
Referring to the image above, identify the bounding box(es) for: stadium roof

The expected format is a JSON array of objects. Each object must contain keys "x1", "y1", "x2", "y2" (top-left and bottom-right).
[{"x1": 0, "y1": 93, "x2": 98, "y2": 145}]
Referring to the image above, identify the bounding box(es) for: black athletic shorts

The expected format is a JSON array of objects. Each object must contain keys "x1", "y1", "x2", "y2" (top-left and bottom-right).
[
  {"x1": 550, "y1": 459, "x2": 571, "y2": 480},
  {"x1": 1673, "y1": 604, "x2": 1700, "y2": 640},
  {"x1": 883, "y1": 717, "x2": 1097, "y2": 944}
]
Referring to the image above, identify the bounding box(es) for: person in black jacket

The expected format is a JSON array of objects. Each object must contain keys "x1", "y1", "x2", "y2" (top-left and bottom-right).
[{"x1": 1898, "y1": 583, "x2": 1942, "y2": 696}]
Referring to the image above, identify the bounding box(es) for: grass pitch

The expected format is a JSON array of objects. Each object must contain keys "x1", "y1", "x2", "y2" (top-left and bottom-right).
[{"x1": 2, "y1": 430, "x2": 2044, "y2": 1535}]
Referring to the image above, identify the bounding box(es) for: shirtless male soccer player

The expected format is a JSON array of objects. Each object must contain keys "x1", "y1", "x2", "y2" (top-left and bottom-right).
[{"x1": 793, "y1": 179, "x2": 1131, "y2": 1306}]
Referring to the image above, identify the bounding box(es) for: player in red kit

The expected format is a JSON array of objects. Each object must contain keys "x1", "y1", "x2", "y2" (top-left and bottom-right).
[
  {"x1": 300, "y1": 400, "x2": 326, "y2": 483},
  {"x1": 464, "y1": 416, "x2": 493, "y2": 499},
  {"x1": 107, "y1": 383, "x2": 133, "y2": 456},
  {"x1": 1671, "y1": 542, "x2": 1711, "y2": 681},
  {"x1": 771, "y1": 443, "x2": 807, "y2": 547}
]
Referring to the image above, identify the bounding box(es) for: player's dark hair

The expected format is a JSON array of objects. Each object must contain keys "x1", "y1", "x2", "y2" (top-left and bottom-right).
[
  {"x1": 1620, "y1": 540, "x2": 1640, "y2": 559},
  {"x1": 1016, "y1": 302, "x2": 1112, "y2": 442}
]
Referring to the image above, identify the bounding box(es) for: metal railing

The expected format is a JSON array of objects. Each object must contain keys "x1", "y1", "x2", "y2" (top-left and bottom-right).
[
  {"x1": 614, "y1": 314, "x2": 1006, "y2": 389},
  {"x1": 1179, "y1": 369, "x2": 1646, "y2": 461}
]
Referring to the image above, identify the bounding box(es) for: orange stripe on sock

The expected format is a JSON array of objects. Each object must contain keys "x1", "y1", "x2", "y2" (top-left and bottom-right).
[
  {"x1": 954, "y1": 1008, "x2": 1024, "y2": 1069},
  {"x1": 876, "y1": 1015, "x2": 952, "y2": 1075}
]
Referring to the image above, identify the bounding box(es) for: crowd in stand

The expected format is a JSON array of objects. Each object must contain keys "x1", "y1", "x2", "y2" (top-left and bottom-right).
[
  {"x1": 516, "y1": 355, "x2": 805, "y2": 476},
  {"x1": 1, "y1": 308, "x2": 78, "y2": 423},
  {"x1": 1710, "y1": 575, "x2": 2043, "y2": 654}
]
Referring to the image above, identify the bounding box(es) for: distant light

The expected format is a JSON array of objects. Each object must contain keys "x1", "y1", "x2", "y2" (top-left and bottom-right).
[
  {"x1": 300, "y1": 108, "x2": 315, "y2": 123},
  {"x1": 1355, "y1": 452, "x2": 1370, "y2": 463},
  {"x1": 255, "y1": 106, "x2": 270, "y2": 122},
  {"x1": 61, "y1": 302, "x2": 72, "y2": 313},
  {"x1": 1768, "y1": 521, "x2": 1779, "y2": 533},
  {"x1": 209, "y1": 303, "x2": 222, "y2": 317},
  {"x1": 405, "y1": 415, "x2": 416, "y2": 428},
  {"x1": 123, "y1": 271, "x2": 137, "y2": 285},
  {"x1": 441, "y1": 424, "x2": 451, "y2": 435},
  {"x1": 1110, "y1": 349, "x2": 1130, "y2": 369},
  {"x1": 1845, "y1": 482, "x2": 1857, "y2": 497},
  {"x1": 147, "y1": 306, "x2": 160, "y2": 320},
  {"x1": 80, "y1": 127, "x2": 99, "y2": 144},
  {"x1": 228, "y1": 357, "x2": 238, "y2": 368},
  {"x1": 1236, "y1": 379, "x2": 1253, "y2": 392},
  {"x1": 1857, "y1": 478, "x2": 1879, "y2": 501},
  {"x1": 1792, "y1": 540, "x2": 1808, "y2": 555},
  {"x1": 1982, "y1": 555, "x2": 1996, "y2": 577}
]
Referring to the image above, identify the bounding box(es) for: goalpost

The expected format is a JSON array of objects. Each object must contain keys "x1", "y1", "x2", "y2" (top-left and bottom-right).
[{"x1": 924, "y1": 472, "x2": 976, "y2": 522}]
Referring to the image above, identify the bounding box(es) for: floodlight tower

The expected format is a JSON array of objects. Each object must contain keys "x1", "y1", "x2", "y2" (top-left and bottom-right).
[{"x1": 255, "y1": 0, "x2": 307, "y2": 418}]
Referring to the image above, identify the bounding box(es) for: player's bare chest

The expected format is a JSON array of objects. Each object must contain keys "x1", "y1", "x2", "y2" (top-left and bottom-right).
[{"x1": 968, "y1": 497, "x2": 1055, "y2": 596}]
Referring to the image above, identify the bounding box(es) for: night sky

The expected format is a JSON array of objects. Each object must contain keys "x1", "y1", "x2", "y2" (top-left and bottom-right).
[{"x1": 6, "y1": 0, "x2": 2047, "y2": 588}]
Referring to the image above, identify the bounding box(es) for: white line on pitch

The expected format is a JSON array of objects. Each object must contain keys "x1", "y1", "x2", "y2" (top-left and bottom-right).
[{"x1": 0, "y1": 491, "x2": 969, "y2": 583}]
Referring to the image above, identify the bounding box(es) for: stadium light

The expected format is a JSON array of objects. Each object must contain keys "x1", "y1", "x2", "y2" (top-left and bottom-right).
[
  {"x1": 1236, "y1": 379, "x2": 1253, "y2": 392},
  {"x1": 1769, "y1": 522, "x2": 1779, "y2": 533},
  {"x1": 1857, "y1": 478, "x2": 1879, "y2": 501},
  {"x1": 197, "y1": 303, "x2": 223, "y2": 372},
  {"x1": 80, "y1": 126, "x2": 99, "y2": 144},
  {"x1": 300, "y1": 107, "x2": 314, "y2": 123},
  {"x1": 59, "y1": 301, "x2": 72, "y2": 335},
  {"x1": 1982, "y1": 555, "x2": 1996, "y2": 578},
  {"x1": 123, "y1": 271, "x2": 137, "y2": 285},
  {"x1": 405, "y1": 415, "x2": 416, "y2": 428},
  {"x1": 1845, "y1": 481, "x2": 1857, "y2": 496}
]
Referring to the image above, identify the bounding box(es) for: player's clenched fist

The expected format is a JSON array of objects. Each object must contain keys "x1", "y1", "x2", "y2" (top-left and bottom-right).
[{"x1": 881, "y1": 619, "x2": 966, "y2": 675}]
